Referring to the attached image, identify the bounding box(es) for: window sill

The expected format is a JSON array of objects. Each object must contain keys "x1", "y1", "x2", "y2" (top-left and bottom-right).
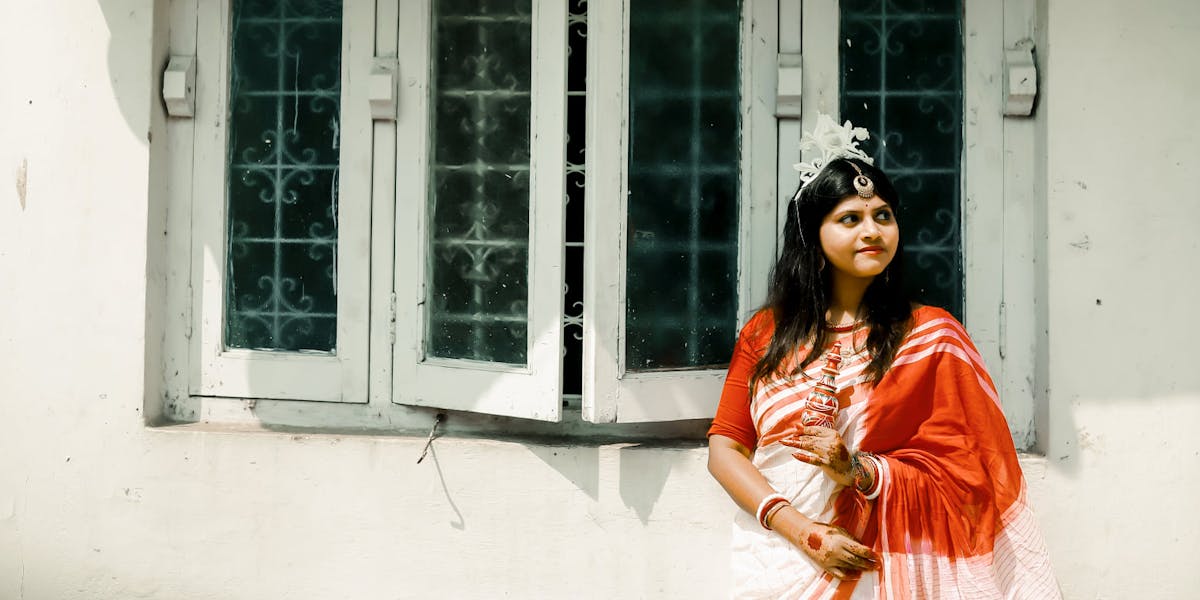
[{"x1": 155, "y1": 395, "x2": 711, "y2": 448}]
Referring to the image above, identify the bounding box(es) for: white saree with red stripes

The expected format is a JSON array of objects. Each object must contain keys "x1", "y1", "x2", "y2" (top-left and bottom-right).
[{"x1": 718, "y1": 306, "x2": 1060, "y2": 599}]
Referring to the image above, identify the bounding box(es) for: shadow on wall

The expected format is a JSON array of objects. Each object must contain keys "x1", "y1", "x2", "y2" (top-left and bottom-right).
[
  {"x1": 527, "y1": 445, "x2": 601, "y2": 501},
  {"x1": 618, "y1": 444, "x2": 678, "y2": 524},
  {"x1": 527, "y1": 442, "x2": 688, "y2": 524},
  {"x1": 97, "y1": 0, "x2": 163, "y2": 140}
]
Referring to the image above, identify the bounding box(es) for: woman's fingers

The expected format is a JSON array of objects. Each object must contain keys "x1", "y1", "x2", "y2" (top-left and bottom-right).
[
  {"x1": 782, "y1": 436, "x2": 829, "y2": 458},
  {"x1": 782, "y1": 439, "x2": 830, "y2": 466},
  {"x1": 779, "y1": 436, "x2": 813, "y2": 450},
  {"x1": 801, "y1": 425, "x2": 834, "y2": 437},
  {"x1": 847, "y1": 542, "x2": 879, "y2": 563},
  {"x1": 841, "y1": 549, "x2": 877, "y2": 570}
]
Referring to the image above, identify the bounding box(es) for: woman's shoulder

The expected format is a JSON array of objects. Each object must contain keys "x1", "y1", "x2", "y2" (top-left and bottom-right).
[
  {"x1": 906, "y1": 304, "x2": 968, "y2": 335},
  {"x1": 740, "y1": 308, "x2": 777, "y2": 343}
]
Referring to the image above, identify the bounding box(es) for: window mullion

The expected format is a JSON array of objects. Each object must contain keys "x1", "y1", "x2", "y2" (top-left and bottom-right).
[{"x1": 368, "y1": 0, "x2": 401, "y2": 407}]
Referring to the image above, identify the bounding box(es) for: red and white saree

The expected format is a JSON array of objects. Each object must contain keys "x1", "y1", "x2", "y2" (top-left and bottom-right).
[{"x1": 709, "y1": 306, "x2": 1060, "y2": 599}]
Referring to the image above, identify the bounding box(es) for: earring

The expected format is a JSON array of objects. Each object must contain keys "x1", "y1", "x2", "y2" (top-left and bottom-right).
[{"x1": 818, "y1": 255, "x2": 827, "y2": 272}]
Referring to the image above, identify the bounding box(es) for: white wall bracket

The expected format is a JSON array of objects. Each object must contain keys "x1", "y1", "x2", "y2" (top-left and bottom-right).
[
  {"x1": 368, "y1": 57, "x2": 399, "y2": 120},
  {"x1": 776, "y1": 52, "x2": 803, "y2": 119},
  {"x1": 162, "y1": 55, "x2": 196, "y2": 118},
  {"x1": 1003, "y1": 39, "x2": 1038, "y2": 117}
]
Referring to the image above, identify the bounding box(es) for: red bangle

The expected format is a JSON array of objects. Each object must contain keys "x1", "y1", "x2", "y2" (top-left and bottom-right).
[{"x1": 756, "y1": 493, "x2": 791, "y2": 530}]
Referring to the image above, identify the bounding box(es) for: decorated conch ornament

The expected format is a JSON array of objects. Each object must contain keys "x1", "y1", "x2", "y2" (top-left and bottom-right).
[{"x1": 799, "y1": 342, "x2": 843, "y2": 429}]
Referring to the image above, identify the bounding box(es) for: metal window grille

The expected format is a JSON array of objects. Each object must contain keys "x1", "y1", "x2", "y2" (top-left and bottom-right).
[
  {"x1": 624, "y1": 1, "x2": 742, "y2": 371},
  {"x1": 426, "y1": 0, "x2": 534, "y2": 365},
  {"x1": 841, "y1": 0, "x2": 965, "y2": 318},
  {"x1": 225, "y1": 0, "x2": 343, "y2": 352}
]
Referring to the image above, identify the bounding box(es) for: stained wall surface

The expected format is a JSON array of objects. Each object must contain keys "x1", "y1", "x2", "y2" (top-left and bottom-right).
[{"x1": 0, "y1": 0, "x2": 1197, "y2": 598}]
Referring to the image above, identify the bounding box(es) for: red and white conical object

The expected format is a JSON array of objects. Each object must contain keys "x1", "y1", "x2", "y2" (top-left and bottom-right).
[{"x1": 799, "y1": 342, "x2": 842, "y2": 428}]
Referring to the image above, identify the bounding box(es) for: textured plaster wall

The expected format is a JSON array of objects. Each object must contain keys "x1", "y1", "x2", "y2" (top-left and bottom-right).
[
  {"x1": 0, "y1": 0, "x2": 1198, "y2": 598},
  {"x1": 1024, "y1": 0, "x2": 1200, "y2": 597}
]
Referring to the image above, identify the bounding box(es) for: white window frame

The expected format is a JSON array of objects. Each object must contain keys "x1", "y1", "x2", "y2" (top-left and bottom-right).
[
  {"x1": 582, "y1": 0, "x2": 779, "y2": 423},
  {"x1": 170, "y1": 0, "x2": 379, "y2": 403},
  {"x1": 390, "y1": 0, "x2": 568, "y2": 422},
  {"x1": 792, "y1": 0, "x2": 1039, "y2": 446}
]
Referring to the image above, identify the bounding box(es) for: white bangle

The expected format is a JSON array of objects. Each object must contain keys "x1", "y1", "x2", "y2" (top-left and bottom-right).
[{"x1": 755, "y1": 493, "x2": 790, "y2": 530}]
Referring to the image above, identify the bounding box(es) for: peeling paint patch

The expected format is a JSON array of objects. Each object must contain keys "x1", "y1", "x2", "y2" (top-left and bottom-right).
[
  {"x1": 1078, "y1": 428, "x2": 1101, "y2": 453},
  {"x1": 15, "y1": 158, "x2": 28, "y2": 210}
]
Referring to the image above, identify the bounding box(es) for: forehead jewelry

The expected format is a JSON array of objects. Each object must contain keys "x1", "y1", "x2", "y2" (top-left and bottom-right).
[{"x1": 847, "y1": 162, "x2": 876, "y2": 199}]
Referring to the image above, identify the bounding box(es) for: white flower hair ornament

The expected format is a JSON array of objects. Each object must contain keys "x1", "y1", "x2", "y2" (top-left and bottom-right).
[{"x1": 792, "y1": 113, "x2": 877, "y2": 200}]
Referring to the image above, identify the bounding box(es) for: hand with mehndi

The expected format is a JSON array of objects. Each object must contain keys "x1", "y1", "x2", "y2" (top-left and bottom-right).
[
  {"x1": 781, "y1": 425, "x2": 855, "y2": 486},
  {"x1": 792, "y1": 521, "x2": 879, "y2": 579}
]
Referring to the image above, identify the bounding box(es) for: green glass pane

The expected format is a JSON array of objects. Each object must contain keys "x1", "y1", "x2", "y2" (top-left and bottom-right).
[
  {"x1": 427, "y1": 0, "x2": 533, "y2": 364},
  {"x1": 225, "y1": 0, "x2": 342, "y2": 352},
  {"x1": 840, "y1": 0, "x2": 964, "y2": 319},
  {"x1": 626, "y1": 1, "x2": 741, "y2": 371}
]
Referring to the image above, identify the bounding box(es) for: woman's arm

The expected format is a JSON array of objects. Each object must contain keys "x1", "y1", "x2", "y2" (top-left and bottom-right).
[{"x1": 708, "y1": 434, "x2": 877, "y2": 578}]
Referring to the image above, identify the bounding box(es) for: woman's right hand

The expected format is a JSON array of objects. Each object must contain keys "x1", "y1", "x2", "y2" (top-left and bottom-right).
[{"x1": 790, "y1": 520, "x2": 879, "y2": 579}]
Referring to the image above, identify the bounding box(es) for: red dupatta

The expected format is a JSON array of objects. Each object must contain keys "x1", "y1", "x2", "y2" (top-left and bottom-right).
[{"x1": 829, "y1": 307, "x2": 1059, "y2": 599}]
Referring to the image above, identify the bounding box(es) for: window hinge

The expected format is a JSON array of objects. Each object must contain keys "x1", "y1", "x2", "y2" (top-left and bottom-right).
[
  {"x1": 998, "y1": 301, "x2": 1007, "y2": 360},
  {"x1": 183, "y1": 284, "x2": 194, "y2": 340},
  {"x1": 388, "y1": 291, "x2": 398, "y2": 346}
]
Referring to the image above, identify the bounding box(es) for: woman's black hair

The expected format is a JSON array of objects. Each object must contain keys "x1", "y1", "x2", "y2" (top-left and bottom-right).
[{"x1": 750, "y1": 157, "x2": 912, "y2": 387}]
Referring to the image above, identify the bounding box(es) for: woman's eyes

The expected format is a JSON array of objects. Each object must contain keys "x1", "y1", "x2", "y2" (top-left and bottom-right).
[{"x1": 837, "y1": 210, "x2": 892, "y2": 225}]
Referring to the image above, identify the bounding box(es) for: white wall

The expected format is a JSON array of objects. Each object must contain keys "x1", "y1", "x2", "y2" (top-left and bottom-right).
[
  {"x1": 1027, "y1": 0, "x2": 1200, "y2": 597},
  {"x1": 1, "y1": 0, "x2": 1198, "y2": 598}
]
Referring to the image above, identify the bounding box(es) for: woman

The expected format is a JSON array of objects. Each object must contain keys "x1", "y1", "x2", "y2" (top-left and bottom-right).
[{"x1": 707, "y1": 127, "x2": 1059, "y2": 598}]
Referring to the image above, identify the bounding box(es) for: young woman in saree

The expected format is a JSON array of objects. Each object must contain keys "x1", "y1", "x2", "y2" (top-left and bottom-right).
[{"x1": 707, "y1": 118, "x2": 1060, "y2": 599}]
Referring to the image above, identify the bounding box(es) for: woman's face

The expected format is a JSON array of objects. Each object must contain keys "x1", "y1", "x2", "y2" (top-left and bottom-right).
[{"x1": 818, "y1": 194, "x2": 899, "y2": 281}]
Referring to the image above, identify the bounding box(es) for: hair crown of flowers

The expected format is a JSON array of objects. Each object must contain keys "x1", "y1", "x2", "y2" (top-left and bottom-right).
[{"x1": 792, "y1": 114, "x2": 876, "y2": 193}]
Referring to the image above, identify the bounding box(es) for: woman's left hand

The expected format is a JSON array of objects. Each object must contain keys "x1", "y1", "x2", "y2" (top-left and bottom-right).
[{"x1": 781, "y1": 426, "x2": 854, "y2": 486}]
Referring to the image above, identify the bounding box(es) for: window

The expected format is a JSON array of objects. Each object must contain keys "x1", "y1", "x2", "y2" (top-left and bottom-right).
[
  {"x1": 583, "y1": 0, "x2": 777, "y2": 422},
  {"x1": 163, "y1": 0, "x2": 1035, "y2": 444},
  {"x1": 181, "y1": 0, "x2": 374, "y2": 403},
  {"x1": 392, "y1": 0, "x2": 568, "y2": 421}
]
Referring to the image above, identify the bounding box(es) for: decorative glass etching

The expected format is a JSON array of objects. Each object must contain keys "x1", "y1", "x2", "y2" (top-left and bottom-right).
[
  {"x1": 426, "y1": 0, "x2": 533, "y2": 365},
  {"x1": 563, "y1": 0, "x2": 586, "y2": 398},
  {"x1": 625, "y1": 1, "x2": 742, "y2": 371},
  {"x1": 225, "y1": 0, "x2": 343, "y2": 352},
  {"x1": 840, "y1": 0, "x2": 964, "y2": 318}
]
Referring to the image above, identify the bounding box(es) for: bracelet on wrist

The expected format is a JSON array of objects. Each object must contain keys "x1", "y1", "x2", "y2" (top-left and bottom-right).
[
  {"x1": 755, "y1": 493, "x2": 791, "y2": 530},
  {"x1": 852, "y1": 451, "x2": 884, "y2": 499}
]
